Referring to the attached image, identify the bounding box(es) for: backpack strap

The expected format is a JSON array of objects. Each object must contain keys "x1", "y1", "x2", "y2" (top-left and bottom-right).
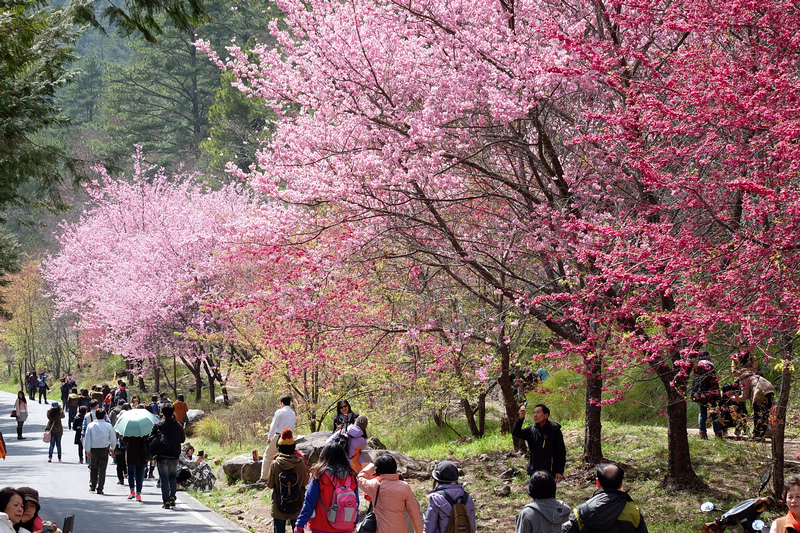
[{"x1": 441, "y1": 492, "x2": 466, "y2": 506}]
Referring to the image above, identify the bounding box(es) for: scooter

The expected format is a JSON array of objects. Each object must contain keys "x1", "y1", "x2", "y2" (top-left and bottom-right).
[{"x1": 700, "y1": 471, "x2": 775, "y2": 533}]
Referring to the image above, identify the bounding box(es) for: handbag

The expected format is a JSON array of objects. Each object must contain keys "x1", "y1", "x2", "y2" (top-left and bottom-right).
[
  {"x1": 43, "y1": 430, "x2": 51, "y2": 443},
  {"x1": 10, "y1": 410, "x2": 16, "y2": 418},
  {"x1": 355, "y1": 484, "x2": 380, "y2": 533}
]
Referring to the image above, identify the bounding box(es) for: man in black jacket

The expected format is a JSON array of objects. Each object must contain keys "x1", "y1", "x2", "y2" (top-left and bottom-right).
[
  {"x1": 512, "y1": 403, "x2": 566, "y2": 481},
  {"x1": 563, "y1": 463, "x2": 648, "y2": 533},
  {"x1": 151, "y1": 403, "x2": 185, "y2": 509}
]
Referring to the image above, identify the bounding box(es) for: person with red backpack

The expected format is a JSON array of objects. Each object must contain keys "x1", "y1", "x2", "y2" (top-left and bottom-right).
[
  {"x1": 267, "y1": 429, "x2": 309, "y2": 533},
  {"x1": 424, "y1": 461, "x2": 476, "y2": 533},
  {"x1": 294, "y1": 443, "x2": 360, "y2": 533}
]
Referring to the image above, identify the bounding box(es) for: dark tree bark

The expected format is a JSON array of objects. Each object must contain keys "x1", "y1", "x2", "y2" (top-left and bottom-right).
[
  {"x1": 461, "y1": 398, "x2": 479, "y2": 437},
  {"x1": 653, "y1": 358, "x2": 700, "y2": 488},
  {"x1": 583, "y1": 356, "x2": 604, "y2": 465},
  {"x1": 772, "y1": 335, "x2": 794, "y2": 497}
]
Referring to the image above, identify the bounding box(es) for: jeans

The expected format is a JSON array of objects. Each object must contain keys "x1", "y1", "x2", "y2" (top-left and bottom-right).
[
  {"x1": 156, "y1": 458, "x2": 178, "y2": 503},
  {"x1": 48, "y1": 434, "x2": 62, "y2": 459},
  {"x1": 128, "y1": 464, "x2": 146, "y2": 494},
  {"x1": 699, "y1": 403, "x2": 721, "y2": 434},
  {"x1": 38, "y1": 386, "x2": 47, "y2": 403},
  {"x1": 28, "y1": 385, "x2": 35, "y2": 400},
  {"x1": 273, "y1": 518, "x2": 296, "y2": 533},
  {"x1": 89, "y1": 447, "x2": 110, "y2": 490}
]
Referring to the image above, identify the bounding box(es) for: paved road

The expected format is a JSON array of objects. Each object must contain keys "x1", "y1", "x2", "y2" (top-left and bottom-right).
[{"x1": 0, "y1": 390, "x2": 248, "y2": 533}]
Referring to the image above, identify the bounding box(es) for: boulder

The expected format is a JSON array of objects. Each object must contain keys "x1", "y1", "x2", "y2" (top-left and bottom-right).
[
  {"x1": 222, "y1": 453, "x2": 260, "y2": 484},
  {"x1": 295, "y1": 431, "x2": 334, "y2": 465},
  {"x1": 367, "y1": 436, "x2": 386, "y2": 450},
  {"x1": 494, "y1": 484, "x2": 512, "y2": 497},
  {"x1": 184, "y1": 409, "x2": 205, "y2": 436},
  {"x1": 241, "y1": 460, "x2": 263, "y2": 483},
  {"x1": 215, "y1": 395, "x2": 237, "y2": 406},
  {"x1": 294, "y1": 431, "x2": 422, "y2": 475},
  {"x1": 360, "y1": 449, "x2": 422, "y2": 474}
]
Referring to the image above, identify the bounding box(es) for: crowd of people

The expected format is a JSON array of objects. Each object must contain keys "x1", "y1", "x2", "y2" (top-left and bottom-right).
[
  {"x1": 6, "y1": 372, "x2": 212, "y2": 514},
  {"x1": 0, "y1": 355, "x2": 788, "y2": 533}
]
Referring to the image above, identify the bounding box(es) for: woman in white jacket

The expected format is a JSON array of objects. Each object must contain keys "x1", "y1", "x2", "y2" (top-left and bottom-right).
[{"x1": 0, "y1": 487, "x2": 26, "y2": 533}]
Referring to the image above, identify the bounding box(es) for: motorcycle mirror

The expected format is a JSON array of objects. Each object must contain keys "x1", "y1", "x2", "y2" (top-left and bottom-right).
[
  {"x1": 701, "y1": 502, "x2": 716, "y2": 512},
  {"x1": 752, "y1": 519, "x2": 765, "y2": 531},
  {"x1": 759, "y1": 471, "x2": 771, "y2": 493}
]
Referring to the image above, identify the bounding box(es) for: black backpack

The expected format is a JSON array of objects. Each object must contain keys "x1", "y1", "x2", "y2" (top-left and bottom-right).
[
  {"x1": 333, "y1": 430, "x2": 351, "y2": 453},
  {"x1": 276, "y1": 468, "x2": 302, "y2": 514}
]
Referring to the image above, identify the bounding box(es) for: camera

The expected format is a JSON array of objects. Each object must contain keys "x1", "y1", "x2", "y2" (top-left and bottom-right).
[{"x1": 41, "y1": 522, "x2": 54, "y2": 533}]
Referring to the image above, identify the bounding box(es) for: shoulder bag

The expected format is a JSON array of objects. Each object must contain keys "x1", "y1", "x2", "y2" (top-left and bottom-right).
[{"x1": 355, "y1": 484, "x2": 380, "y2": 533}]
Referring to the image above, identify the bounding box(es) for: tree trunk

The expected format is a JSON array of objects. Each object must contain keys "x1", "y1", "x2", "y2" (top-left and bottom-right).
[
  {"x1": 497, "y1": 342, "x2": 524, "y2": 450},
  {"x1": 432, "y1": 408, "x2": 444, "y2": 427},
  {"x1": 772, "y1": 335, "x2": 793, "y2": 497},
  {"x1": 461, "y1": 398, "x2": 481, "y2": 437},
  {"x1": 654, "y1": 362, "x2": 700, "y2": 488},
  {"x1": 154, "y1": 364, "x2": 160, "y2": 393},
  {"x1": 478, "y1": 392, "x2": 486, "y2": 437},
  {"x1": 583, "y1": 356, "x2": 604, "y2": 465},
  {"x1": 203, "y1": 360, "x2": 216, "y2": 403}
]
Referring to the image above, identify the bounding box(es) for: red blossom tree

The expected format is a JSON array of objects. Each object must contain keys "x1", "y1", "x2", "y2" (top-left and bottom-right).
[{"x1": 199, "y1": 0, "x2": 800, "y2": 487}]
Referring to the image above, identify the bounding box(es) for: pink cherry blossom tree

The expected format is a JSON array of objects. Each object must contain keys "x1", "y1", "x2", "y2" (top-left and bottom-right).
[{"x1": 42, "y1": 150, "x2": 256, "y2": 402}]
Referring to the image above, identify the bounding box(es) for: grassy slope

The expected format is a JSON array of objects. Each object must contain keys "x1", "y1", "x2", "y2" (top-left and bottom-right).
[{"x1": 189, "y1": 414, "x2": 795, "y2": 533}]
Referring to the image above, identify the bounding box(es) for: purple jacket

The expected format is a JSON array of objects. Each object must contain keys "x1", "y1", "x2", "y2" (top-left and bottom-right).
[
  {"x1": 326, "y1": 425, "x2": 367, "y2": 460},
  {"x1": 424, "y1": 484, "x2": 476, "y2": 533}
]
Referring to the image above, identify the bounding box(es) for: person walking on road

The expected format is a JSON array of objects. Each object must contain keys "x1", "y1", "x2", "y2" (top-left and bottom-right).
[
  {"x1": 150, "y1": 403, "x2": 185, "y2": 509},
  {"x1": 124, "y1": 434, "x2": 148, "y2": 501},
  {"x1": 172, "y1": 394, "x2": 189, "y2": 426},
  {"x1": 36, "y1": 373, "x2": 49, "y2": 404},
  {"x1": 46, "y1": 402, "x2": 66, "y2": 462},
  {"x1": 13, "y1": 392, "x2": 28, "y2": 440},
  {"x1": 73, "y1": 406, "x2": 87, "y2": 464},
  {"x1": 512, "y1": 404, "x2": 567, "y2": 482},
  {"x1": 260, "y1": 396, "x2": 296, "y2": 482},
  {"x1": 84, "y1": 408, "x2": 117, "y2": 494},
  {"x1": 26, "y1": 371, "x2": 36, "y2": 401}
]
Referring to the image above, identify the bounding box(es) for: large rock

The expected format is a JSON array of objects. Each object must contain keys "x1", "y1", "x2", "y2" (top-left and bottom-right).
[
  {"x1": 360, "y1": 449, "x2": 422, "y2": 474},
  {"x1": 241, "y1": 460, "x2": 263, "y2": 483},
  {"x1": 184, "y1": 409, "x2": 205, "y2": 436},
  {"x1": 295, "y1": 431, "x2": 334, "y2": 465},
  {"x1": 294, "y1": 431, "x2": 421, "y2": 474},
  {"x1": 222, "y1": 453, "x2": 261, "y2": 484}
]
